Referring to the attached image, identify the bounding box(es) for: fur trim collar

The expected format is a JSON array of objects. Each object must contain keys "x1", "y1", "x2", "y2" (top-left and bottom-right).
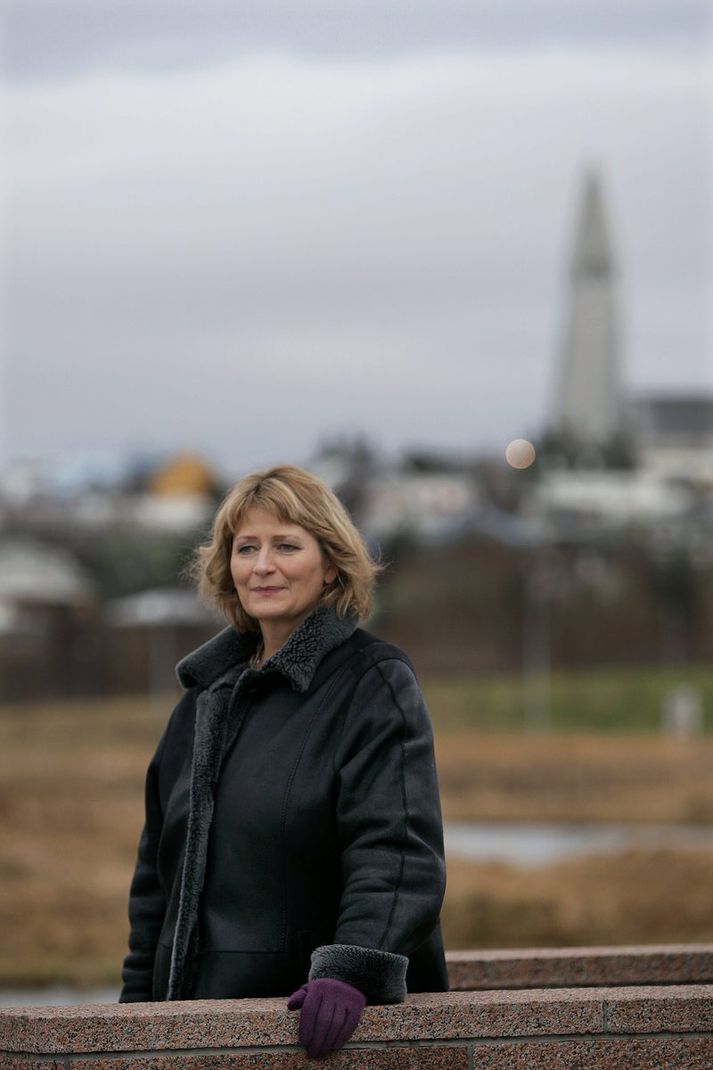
[{"x1": 176, "y1": 604, "x2": 357, "y2": 693}]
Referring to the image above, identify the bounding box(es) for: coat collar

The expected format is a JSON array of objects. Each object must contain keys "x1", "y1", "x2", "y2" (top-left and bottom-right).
[{"x1": 176, "y1": 603, "x2": 357, "y2": 694}]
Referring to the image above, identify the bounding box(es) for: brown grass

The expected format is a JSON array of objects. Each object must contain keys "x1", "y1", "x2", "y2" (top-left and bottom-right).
[
  {"x1": 436, "y1": 732, "x2": 713, "y2": 823},
  {"x1": 0, "y1": 696, "x2": 162, "y2": 988},
  {"x1": 442, "y1": 851, "x2": 713, "y2": 950}
]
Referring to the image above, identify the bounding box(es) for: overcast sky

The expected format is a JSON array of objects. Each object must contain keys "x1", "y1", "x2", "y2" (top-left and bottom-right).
[{"x1": 1, "y1": 1, "x2": 711, "y2": 475}]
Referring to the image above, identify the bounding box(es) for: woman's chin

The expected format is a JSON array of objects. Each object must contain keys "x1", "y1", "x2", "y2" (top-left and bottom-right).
[{"x1": 249, "y1": 604, "x2": 294, "y2": 625}]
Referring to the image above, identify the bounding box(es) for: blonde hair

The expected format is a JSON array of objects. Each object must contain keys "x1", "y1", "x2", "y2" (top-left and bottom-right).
[{"x1": 191, "y1": 464, "x2": 380, "y2": 630}]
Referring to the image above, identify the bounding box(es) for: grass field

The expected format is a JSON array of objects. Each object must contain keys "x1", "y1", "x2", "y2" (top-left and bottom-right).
[
  {"x1": 435, "y1": 732, "x2": 713, "y2": 823},
  {"x1": 441, "y1": 851, "x2": 713, "y2": 950},
  {"x1": 421, "y1": 664, "x2": 713, "y2": 735},
  {"x1": 1, "y1": 666, "x2": 712, "y2": 989}
]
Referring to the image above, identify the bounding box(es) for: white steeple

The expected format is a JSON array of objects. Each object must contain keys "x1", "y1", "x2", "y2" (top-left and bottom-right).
[{"x1": 554, "y1": 168, "x2": 624, "y2": 445}]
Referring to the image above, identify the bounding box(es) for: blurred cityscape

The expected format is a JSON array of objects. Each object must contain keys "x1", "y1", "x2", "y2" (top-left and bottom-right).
[{"x1": 1, "y1": 170, "x2": 711, "y2": 703}]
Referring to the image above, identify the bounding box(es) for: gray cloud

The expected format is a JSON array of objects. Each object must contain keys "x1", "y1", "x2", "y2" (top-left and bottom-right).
[
  {"x1": 2, "y1": 1, "x2": 709, "y2": 82},
  {"x1": 3, "y1": 39, "x2": 710, "y2": 471}
]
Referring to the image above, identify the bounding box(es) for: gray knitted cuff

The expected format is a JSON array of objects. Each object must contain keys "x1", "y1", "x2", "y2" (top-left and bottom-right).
[{"x1": 308, "y1": 943, "x2": 408, "y2": 1004}]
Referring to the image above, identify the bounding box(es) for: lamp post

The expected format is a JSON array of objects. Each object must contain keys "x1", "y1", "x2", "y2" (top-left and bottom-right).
[{"x1": 522, "y1": 540, "x2": 559, "y2": 732}]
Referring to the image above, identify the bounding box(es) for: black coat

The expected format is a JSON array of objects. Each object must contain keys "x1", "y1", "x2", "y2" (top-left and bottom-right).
[{"x1": 119, "y1": 605, "x2": 448, "y2": 1004}]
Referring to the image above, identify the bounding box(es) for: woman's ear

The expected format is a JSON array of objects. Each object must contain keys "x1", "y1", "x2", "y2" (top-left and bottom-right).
[{"x1": 323, "y1": 560, "x2": 337, "y2": 586}]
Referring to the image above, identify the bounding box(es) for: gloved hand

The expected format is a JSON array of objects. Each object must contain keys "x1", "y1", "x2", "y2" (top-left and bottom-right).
[{"x1": 287, "y1": 977, "x2": 367, "y2": 1059}]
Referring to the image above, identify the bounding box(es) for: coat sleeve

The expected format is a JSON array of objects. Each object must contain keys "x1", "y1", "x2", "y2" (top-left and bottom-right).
[
  {"x1": 308, "y1": 657, "x2": 446, "y2": 1004},
  {"x1": 118, "y1": 726, "x2": 168, "y2": 1003}
]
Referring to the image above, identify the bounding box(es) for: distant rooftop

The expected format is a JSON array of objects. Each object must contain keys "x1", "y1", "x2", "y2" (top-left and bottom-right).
[
  {"x1": 0, "y1": 539, "x2": 92, "y2": 604},
  {"x1": 106, "y1": 587, "x2": 218, "y2": 627},
  {"x1": 632, "y1": 394, "x2": 713, "y2": 442}
]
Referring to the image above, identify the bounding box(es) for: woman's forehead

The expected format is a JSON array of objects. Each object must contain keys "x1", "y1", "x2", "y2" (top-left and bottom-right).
[{"x1": 232, "y1": 503, "x2": 306, "y2": 536}]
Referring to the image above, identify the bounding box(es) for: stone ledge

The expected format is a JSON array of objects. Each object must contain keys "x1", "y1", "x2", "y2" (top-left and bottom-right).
[
  {"x1": 466, "y1": 1036, "x2": 713, "y2": 1070},
  {"x1": 4, "y1": 1036, "x2": 713, "y2": 1070},
  {"x1": 3, "y1": 946, "x2": 713, "y2": 1068},
  {"x1": 0, "y1": 990, "x2": 597, "y2": 1054},
  {"x1": 5, "y1": 1042, "x2": 710, "y2": 1070},
  {"x1": 3, "y1": 986, "x2": 713, "y2": 1056},
  {"x1": 605, "y1": 986, "x2": 713, "y2": 1034},
  {"x1": 445, "y1": 943, "x2": 713, "y2": 990}
]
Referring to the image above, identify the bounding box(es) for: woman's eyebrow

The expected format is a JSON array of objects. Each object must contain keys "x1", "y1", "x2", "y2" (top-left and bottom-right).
[{"x1": 233, "y1": 532, "x2": 302, "y2": 541}]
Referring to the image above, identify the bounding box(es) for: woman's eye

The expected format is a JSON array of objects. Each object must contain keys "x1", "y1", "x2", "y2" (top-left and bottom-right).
[
  {"x1": 235, "y1": 544, "x2": 256, "y2": 555},
  {"x1": 278, "y1": 543, "x2": 299, "y2": 552}
]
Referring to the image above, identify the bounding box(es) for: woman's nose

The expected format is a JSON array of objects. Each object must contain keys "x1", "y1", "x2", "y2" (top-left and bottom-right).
[{"x1": 253, "y1": 548, "x2": 276, "y2": 573}]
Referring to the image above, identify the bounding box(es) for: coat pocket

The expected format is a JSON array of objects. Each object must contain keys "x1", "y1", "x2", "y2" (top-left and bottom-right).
[{"x1": 193, "y1": 949, "x2": 295, "y2": 998}]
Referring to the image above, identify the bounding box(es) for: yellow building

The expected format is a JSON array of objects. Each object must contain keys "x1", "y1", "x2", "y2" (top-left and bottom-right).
[{"x1": 148, "y1": 453, "x2": 218, "y2": 497}]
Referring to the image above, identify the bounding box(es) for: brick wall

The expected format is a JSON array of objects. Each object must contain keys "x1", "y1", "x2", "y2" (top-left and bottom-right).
[{"x1": 2, "y1": 945, "x2": 713, "y2": 1069}]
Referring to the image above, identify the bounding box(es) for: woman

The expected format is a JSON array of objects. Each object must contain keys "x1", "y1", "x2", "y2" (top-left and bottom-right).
[{"x1": 120, "y1": 464, "x2": 448, "y2": 1059}]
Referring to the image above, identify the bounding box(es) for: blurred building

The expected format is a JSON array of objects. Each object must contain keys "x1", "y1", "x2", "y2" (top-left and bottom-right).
[
  {"x1": 526, "y1": 470, "x2": 694, "y2": 529},
  {"x1": 633, "y1": 394, "x2": 713, "y2": 484},
  {"x1": 0, "y1": 450, "x2": 221, "y2": 699},
  {"x1": 0, "y1": 538, "x2": 98, "y2": 700},
  {"x1": 105, "y1": 587, "x2": 219, "y2": 694},
  {"x1": 554, "y1": 168, "x2": 625, "y2": 447},
  {"x1": 549, "y1": 166, "x2": 712, "y2": 462},
  {"x1": 148, "y1": 451, "x2": 221, "y2": 498},
  {"x1": 0, "y1": 450, "x2": 218, "y2": 535},
  {"x1": 538, "y1": 165, "x2": 712, "y2": 528},
  {"x1": 361, "y1": 471, "x2": 479, "y2": 541}
]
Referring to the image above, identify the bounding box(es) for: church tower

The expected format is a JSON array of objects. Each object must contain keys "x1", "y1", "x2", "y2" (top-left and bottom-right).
[{"x1": 554, "y1": 168, "x2": 624, "y2": 447}]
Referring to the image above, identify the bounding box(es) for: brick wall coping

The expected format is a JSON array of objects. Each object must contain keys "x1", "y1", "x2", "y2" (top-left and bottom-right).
[
  {"x1": 2, "y1": 984, "x2": 713, "y2": 1056},
  {"x1": 3, "y1": 947, "x2": 713, "y2": 1068},
  {"x1": 445, "y1": 942, "x2": 713, "y2": 989}
]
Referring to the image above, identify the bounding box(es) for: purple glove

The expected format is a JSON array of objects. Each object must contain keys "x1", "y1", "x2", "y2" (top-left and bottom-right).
[{"x1": 287, "y1": 977, "x2": 367, "y2": 1059}]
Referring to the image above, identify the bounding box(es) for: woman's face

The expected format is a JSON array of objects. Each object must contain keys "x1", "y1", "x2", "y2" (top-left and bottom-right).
[{"x1": 231, "y1": 506, "x2": 337, "y2": 633}]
